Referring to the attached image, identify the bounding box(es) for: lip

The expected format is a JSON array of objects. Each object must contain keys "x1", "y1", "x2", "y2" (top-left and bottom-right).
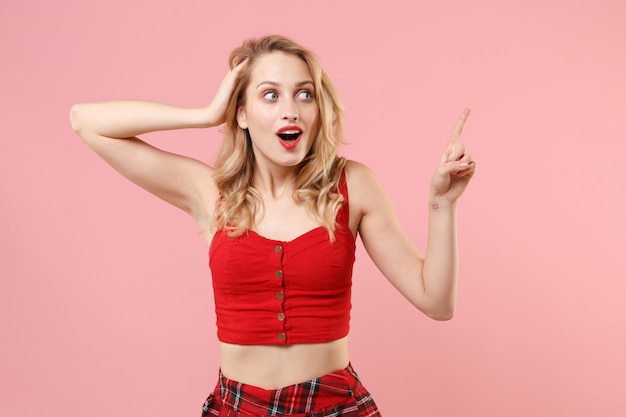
[
  {"x1": 276, "y1": 125, "x2": 303, "y2": 150},
  {"x1": 276, "y1": 125, "x2": 303, "y2": 135},
  {"x1": 278, "y1": 137, "x2": 300, "y2": 150}
]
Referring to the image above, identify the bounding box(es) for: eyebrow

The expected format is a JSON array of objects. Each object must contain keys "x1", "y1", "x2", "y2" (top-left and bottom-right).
[{"x1": 256, "y1": 80, "x2": 314, "y2": 89}]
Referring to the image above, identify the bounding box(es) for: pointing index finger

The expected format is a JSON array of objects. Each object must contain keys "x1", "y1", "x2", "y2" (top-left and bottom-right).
[{"x1": 448, "y1": 108, "x2": 471, "y2": 146}]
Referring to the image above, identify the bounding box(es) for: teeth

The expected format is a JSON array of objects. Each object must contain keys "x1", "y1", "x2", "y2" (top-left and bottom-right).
[
  {"x1": 278, "y1": 132, "x2": 301, "y2": 141},
  {"x1": 280, "y1": 130, "x2": 301, "y2": 134}
]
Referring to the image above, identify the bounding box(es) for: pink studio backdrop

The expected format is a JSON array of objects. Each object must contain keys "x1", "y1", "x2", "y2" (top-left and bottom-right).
[{"x1": 1, "y1": 1, "x2": 625, "y2": 416}]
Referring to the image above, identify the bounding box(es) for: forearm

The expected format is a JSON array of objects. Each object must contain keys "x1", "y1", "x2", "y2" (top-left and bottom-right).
[
  {"x1": 70, "y1": 100, "x2": 214, "y2": 139},
  {"x1": 421, "y1": 197, "x2": 459, "y2": 319}
]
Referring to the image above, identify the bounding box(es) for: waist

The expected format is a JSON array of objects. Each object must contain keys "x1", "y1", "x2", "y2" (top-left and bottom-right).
[
  {"x1": 219, "y1": 336, "x2": 349, "y2": 390},
  {"x1": 209, "y1": 361, "x2": 363, "y2": 416}
]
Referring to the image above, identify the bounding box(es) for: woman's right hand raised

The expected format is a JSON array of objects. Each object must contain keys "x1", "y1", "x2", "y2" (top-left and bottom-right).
[
  {"x1": 205, "y1": 59, "x2": 249, "y2": 127},
  {"x1": 70, "y1": 58, "x2": 250, "y2": 224}
]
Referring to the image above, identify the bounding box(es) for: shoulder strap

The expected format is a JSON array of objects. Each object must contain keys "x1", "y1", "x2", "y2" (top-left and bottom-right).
[{"x1": 336, "y1": 168, "x2": 349, "y2": 225}]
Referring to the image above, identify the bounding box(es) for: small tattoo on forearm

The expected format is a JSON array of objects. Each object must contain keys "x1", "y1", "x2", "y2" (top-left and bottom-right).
[{"x1": 431, "y1": 201, "x2": 440, "y2": 211}]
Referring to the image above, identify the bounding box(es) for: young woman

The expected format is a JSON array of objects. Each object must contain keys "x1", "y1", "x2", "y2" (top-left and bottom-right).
[{"x1": 70, "y1": 35, "x2": 475, "y2": 416}]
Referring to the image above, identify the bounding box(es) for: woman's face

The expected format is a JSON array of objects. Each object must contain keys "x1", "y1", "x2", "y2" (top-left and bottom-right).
[{"x1": 237, "y1": 51, "x2": 319, "y2": 172}]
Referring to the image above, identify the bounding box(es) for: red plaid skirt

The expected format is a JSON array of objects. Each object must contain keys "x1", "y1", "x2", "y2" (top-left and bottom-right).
[{"x1": 201, "y1": 363, "x2": 382, "y2": 416}]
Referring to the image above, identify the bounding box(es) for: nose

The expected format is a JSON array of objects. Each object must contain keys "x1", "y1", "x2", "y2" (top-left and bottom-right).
[{"x1": 282, "y1": 98, "x2": 298, "y2": 121}]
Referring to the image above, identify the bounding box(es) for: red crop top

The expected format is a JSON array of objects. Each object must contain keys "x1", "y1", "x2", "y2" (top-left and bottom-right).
[{"x1": 208, "y1": 171, "x2": 355, "y2": 345}]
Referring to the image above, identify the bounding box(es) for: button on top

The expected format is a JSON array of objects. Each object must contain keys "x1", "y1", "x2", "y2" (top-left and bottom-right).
[
  {"x1": 277, "y1": 312, "x2": 285, "y2": 321},
  {"x1": 275, "y1": 270, "x2": 283, "y2": 278},
  {"x1": 276, "y1": 291, "x2": 284, "y2": 300},
  {"x1": 278, "y1": 332, "x2": 286, "y2": 341},
  {"x1": 274, "y1": 245, "x2": 282, "y2": 253}
]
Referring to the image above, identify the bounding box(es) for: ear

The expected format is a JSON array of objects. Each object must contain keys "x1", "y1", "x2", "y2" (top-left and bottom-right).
[{"x1": 237, "y1": 106, "x2": 248, "y2": 129}]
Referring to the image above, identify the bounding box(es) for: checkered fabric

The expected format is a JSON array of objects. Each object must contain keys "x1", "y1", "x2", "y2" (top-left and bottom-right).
[{"x1": 201, "y1": 363, "x2": 381, "y2": 416}]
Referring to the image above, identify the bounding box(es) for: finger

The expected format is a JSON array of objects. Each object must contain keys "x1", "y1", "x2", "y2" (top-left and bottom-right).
[
  {"x1": 229, "y1": 59, "x2": 249, "y2": 79},
  {"x1": 221, "y1": 58, "x2": 249, "y2": 91},
  {"x1": 441, "y1": 142, "x2": 467, "y2": 165},
  {"x1": 230, "y1": 55, "x2": 250, "y2": 70},
  {"x1": 457, "y1": 161, "x2": 476, "y2": 177},
  {"x1": 233, "y1": 57, "x2": 249, "y2": 71},
  {"x1": 446, "y1": 143, "x2": 466, "y2": 163},
  {"x1": 459, "y1": 152, "x2": 472, "y2": 165},
  {"x1": 448, "y1": 108, "x2": 471, "y2": 146},
  {"x1": 457, "y1": 154, "x2": 473, "y2": 170},
  {"x1": 437, "y1": 160, "x2": 469, "y2": 179}
]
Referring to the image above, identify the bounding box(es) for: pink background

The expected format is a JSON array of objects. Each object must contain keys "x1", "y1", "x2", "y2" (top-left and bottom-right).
[{"x1": 2, "y1": 1, "x2": 625, "y2": 416}]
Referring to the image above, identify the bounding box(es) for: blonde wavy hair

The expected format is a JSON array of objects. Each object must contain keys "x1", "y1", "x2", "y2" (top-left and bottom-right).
[{"x1": 212, "y1": 35, "x2": 347, "y2": 240}]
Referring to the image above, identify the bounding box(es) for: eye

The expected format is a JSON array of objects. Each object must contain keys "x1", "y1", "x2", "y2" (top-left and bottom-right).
[
  {"x1": 263, "y1": 91, "x2": 278, "y2": 101},
  {"x1": 297, "y1": 90, "x2": 313, "y2": 101}
]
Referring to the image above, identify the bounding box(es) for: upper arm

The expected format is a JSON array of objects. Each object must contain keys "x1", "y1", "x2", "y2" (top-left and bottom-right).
[
  {"x1": 346, "y1": 161, "x2": 427, "y2": 309},
  {"x1": 78, "y1": 132, "x2": 217, "y2": 225}
]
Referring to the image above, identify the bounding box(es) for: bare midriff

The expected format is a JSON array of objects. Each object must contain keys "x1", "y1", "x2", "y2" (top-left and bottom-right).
[{"x1": 218, "y1": 336, "x2": 349, "y2": 390}]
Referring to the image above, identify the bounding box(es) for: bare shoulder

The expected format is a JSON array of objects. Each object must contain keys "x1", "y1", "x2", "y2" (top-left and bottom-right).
[
  {"x1": 344, "y1": 159, "x2": 378, "y2": 188},
  {"x1": 344, "y1": 159, "x2": 384, "y2": 193},
  {"x1": 343, "y1": 160, "x2": 389, "y2": 223}
]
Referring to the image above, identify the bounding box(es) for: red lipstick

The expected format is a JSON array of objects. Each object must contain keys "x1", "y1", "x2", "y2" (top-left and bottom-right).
[{"x1": 276, "y1": 126, "x2": 303, "y2": 150}]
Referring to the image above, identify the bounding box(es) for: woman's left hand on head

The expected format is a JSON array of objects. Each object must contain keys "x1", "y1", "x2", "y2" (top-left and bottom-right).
[{"x1": 429, "y1": 109, "x2": 477, "y2": 205}]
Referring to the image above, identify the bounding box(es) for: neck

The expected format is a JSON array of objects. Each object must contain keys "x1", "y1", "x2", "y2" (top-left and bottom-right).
[{"x1": 253, "y1": 164, "x2": 298, "y2": 200}]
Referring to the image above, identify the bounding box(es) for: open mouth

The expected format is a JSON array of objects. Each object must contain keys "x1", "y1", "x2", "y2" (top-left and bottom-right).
[{"x1": 277, "y1": 130, "x2": 302, "y2": 141}]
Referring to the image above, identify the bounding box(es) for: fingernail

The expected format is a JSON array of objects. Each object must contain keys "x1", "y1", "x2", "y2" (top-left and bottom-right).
[{"x1": 459, "y1": 162, "x2": 468, "y2": 169}]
